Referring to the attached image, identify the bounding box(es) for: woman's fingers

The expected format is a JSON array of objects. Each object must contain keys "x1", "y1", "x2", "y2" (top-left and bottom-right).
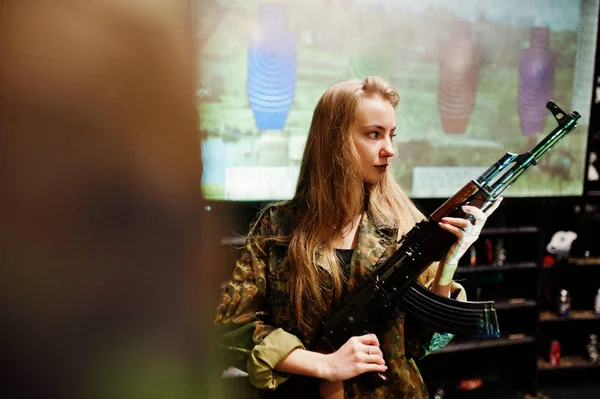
[
  {"x1": 438, "y1": 220, "x2": 467, "y2": 237},
  {"x1": 363, "y1": 345, "x2": 384, "y2": 359},
  {"x1": 355, "y1": 333, "x2": 380, "y2": 347},
  {"x1": 441, "y1": 200, "x2": 503, "y2": 238},
  {"x1": 438, "y1": 199, "x2": 504, "y2": 281},
  {"x1": 461, "y1": 205, "x2": 488, "y2": 224},
  {"x1": 329, "y1": 334, "x2": 389, "y2": 381},
  {"x1": 363, "y1": 353, "x2": 386, "y2": 366},
  {"x1": 440, "y1": 216, "x2": 471, "y2": 230},
  {"x1": 439, "y1": 217, "x2": 476, "y2": 239},
  {"x1": 355, "y1": 335, "x2": 386, "y2": 364},
  {"x1": 355, "y1": 334, "x2": 385, "y2": 361},
  {"x1": 360, "y1": 362, "x2": 388, "y2": 373},
  {"x1": 484, "y1": 197, "x2": 503, "y2": 216}
]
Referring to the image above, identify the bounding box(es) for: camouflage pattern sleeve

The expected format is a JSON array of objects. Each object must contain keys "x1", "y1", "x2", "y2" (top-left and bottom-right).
[
  {"x1": 214, "y1": 207, "x2": 303, "y2": 389},
  {"x1": 214, "y1": 241, "x2": 274, "y2": 369}
]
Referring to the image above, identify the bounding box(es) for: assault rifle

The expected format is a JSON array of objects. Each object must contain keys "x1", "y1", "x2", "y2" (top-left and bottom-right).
[{"x1": 318, "y1": 101, "x2": 580, "y2": 390}]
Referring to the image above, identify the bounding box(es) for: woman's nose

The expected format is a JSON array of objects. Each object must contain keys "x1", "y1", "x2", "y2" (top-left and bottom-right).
[{"x1": 381, "y1": 140, "x2": 395, "y2": 158}]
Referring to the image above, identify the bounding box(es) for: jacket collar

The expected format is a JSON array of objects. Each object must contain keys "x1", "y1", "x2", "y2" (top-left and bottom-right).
[
  {"x1": 274, "y1": 206, "x2": 397, "y2": 277},
  {"x1": 345, "y1": 211, "x2": 397, "y2": 286}
]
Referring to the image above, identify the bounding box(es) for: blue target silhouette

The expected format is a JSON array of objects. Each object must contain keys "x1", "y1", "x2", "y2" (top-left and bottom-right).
[{"x1": 247, "y1": 4, "x2": 297, "y2": 130}]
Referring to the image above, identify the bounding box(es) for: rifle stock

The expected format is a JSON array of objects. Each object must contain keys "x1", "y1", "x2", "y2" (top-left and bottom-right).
[{"x1": 316, "y1": 102, "x2": 580, "y2": 391}]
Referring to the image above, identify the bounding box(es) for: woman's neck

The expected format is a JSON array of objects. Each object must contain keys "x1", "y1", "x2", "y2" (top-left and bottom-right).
[{"x1": 333, "y1": 213, "x2": 363, "y2": 249}]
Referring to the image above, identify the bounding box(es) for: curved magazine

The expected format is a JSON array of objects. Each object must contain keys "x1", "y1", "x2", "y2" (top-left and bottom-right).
[{"x1": 397, "y1": 281, "x2": 500, "y2": 338}]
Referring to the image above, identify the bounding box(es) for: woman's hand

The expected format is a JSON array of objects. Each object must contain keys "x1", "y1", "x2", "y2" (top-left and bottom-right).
[
  {"x1": 322, "y1": 333, "x2": 387, "y2": 382},
  {"x1": 436, "y1": 198, "x2": 503, "y2": 285}
]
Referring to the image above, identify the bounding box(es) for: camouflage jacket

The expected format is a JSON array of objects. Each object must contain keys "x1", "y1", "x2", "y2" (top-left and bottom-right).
[{"x1": 214, "y1": 203, "x2": 465, "y2": 399}]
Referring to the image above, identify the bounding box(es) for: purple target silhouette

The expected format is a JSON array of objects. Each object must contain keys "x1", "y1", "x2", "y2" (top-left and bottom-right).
[
  {"x1": 247, "y1": 4, "x2": 297, "y2": 130},
  {"x1": 518, "y1": 27, "x2": 556, "y2": 136}
]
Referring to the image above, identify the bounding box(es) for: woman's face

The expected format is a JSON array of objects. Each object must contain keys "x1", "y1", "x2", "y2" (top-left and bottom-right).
[{"x1": 350, "y1": 95, "x2": 396, "y2": 184}]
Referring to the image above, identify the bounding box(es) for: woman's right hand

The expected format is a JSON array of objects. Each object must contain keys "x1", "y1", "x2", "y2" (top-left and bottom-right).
[{"x1": 323, "y1": 333, "x2": 387, "y2": 382}]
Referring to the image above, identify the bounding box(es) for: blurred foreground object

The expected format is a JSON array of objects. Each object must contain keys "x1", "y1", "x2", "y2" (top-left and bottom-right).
[{"x1": 0, "y1": 0, "x2": 225, "y2": 397}]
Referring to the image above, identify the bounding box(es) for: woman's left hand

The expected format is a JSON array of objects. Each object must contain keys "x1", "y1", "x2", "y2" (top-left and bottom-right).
[{"x1": 437, "y1": 198, "x2": 503, "y2": 285}]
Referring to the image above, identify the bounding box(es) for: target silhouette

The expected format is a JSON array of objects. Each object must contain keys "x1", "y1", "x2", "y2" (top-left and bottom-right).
[
  {"x1": 247, "y1": 4, "x2": 297, "y2": 130},
  {"x1": 518, "y1": 27, "x2": 556, "y2": 135}
]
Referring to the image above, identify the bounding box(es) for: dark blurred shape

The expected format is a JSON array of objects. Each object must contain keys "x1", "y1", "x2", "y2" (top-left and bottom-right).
[
  {"x1": 570, "y1": 202, "x2": 600, "y2": 257},
  {"x1": 0, "y1": 0, "x2": 225, "y2": 397}
]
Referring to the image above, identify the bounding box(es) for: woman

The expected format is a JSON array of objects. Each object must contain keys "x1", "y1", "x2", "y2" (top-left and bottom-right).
[{"x1": 215, "y1": 76, "x2": 501, "y2": 398}]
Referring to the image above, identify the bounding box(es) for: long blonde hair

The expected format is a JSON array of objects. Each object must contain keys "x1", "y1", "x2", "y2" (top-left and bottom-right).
[{"x1": 269, "y1": 76, "x2": 427, "y2": 332}]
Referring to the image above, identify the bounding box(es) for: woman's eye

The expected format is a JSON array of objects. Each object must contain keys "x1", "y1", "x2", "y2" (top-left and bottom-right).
[
  {"x1": 367, "y1": 131, "x2": 379, "y2": 139},
  {"x1": 390, "y1": 133, "x2": 396, "y2": 141}
]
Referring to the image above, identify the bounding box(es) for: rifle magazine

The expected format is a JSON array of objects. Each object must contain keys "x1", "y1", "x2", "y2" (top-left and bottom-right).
[{"x1": 396, "y1": 281, "x2": 500, "y2": 338}]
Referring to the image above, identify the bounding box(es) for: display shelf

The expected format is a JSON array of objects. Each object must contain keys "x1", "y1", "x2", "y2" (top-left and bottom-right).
[
  {"x1": 540, "y1": 310, "x2": 600, "y2": 322},
  {"x1": 494, "y1": 298, "x2": 537, "y2": 310},
  {"x1": 456, "y1": 262, "x2": 537, "y2": 274},
  {"x1": 480, "y1": 226, "x2": 540, "y2": 235},
  {"x1": 538, "y1": 355, "x2": 600, "y2": 371},
  {"x1": 432, "y1": 335, "x2": 536, "y2": 355},
  {"x1": 568, "y1": 257, "x2": 600, "y2": 266},
  {"x1": 543, "y1": 258, "x2": 600, "y2": 269}
]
